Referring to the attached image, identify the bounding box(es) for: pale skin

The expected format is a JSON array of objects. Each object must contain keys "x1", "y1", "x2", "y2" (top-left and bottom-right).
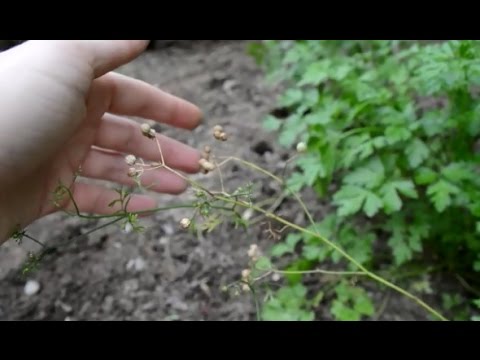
[{"x1": 0, "y1": 40, "x2": 203, "y2": 244}]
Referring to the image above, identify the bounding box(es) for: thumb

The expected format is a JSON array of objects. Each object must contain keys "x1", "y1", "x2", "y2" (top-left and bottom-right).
[{"x1": 81, "y1": 40, "x2": 150, "y2": 77}]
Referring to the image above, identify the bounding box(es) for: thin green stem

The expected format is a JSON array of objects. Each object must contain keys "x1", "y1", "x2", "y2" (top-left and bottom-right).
[
  {"x1": 274, "y1": 269, "x2": 367, "y2": 276},
  {"x1": 23, "y1": 234, "x2": 46, "y2": 248},
  {"x1": 217, "y1": 156, "x2": 284, "y2": 184},
  {"x1": 134, "y1": 204, "x2": 197, "y2": 216},
  {"x1": 215, "y1": 195, "x2": 447, "y2": 321},
  {"x1": 162, "y1": 155, "x2": 447, "y2": 320},
  {"x1": 81, "y1": 217, "x2": 125, "y2": 238}
]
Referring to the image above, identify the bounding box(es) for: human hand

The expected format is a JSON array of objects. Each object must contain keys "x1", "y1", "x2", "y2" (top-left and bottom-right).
[{"x1": 0, "y1": 40, "x2": 202, "y2": 244}]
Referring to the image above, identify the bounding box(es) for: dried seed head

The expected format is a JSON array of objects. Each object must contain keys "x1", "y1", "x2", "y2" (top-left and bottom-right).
[
  {"x1": 248, "y1": 244, "x2": 260, "y2": 259},
  {"x1": 242, "y1": 284, "x2": 250, "y2": 292},
  {"x1": 214, "y1": 130, "x2": 228, "y2": 142},
  {"x1": 272, "y1": 273, "x2": 281, "y2": 282},
  {"x1": 199, "y1": 158, "x2": 215, "y2": 172},
  {"x1": 213, "y1": 130, "x2": 223, "y2": 140},
  {"x1": 202, "y1": 146, "x2": 211, "y2": 161},
  {"x1": 125, "y1": 155, "x2": 137, "y2": 166},
  {"x1": 296, "y1": 142, "x2": 307, "y2": 153},
  {"x1": 213, "y1": 125, "x2": 223, "y2": 133},
  {"x1": 140, "y1": 123, "x2": 151, "y2": 134},
  {"x1": 241, "y1": 269, "x2": 251, "y2": 281},
  {"x1": 141, "y1": 123, "x2": 156, "y2": 139},
  {"x1": 180, "y1": 218, "x2": 191, "y2": 229},
  {"x1": 128, "y1": 167, "x2": 139, "y2": 178}
]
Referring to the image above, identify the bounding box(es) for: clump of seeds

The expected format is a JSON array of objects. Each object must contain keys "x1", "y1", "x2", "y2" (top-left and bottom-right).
[
  {"x1": 213, "y1": 125, "x2": 228, "y2": 142},
  {"x1": 141, "y1": 123, "x2": 156, "y2": 139}
]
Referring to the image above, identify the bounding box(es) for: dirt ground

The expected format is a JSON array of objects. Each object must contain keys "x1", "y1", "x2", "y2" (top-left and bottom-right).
[{"x1": 0, "y1": 40, "x2": 446, "y2": 321}]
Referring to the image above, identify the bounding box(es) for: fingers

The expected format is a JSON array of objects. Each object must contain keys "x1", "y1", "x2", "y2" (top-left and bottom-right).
[
  {"x1": 20, "y1": 40, "x2": 149, "y2": 79},
  {"x1": 80, "y1": 148, "x2": 188, "y2": 194},
  {"x1": 94, "y1": 113, "x2": 201, "y2": 173},
  {"x1": 68, "y1": 182, "x2": 157, "y2": 215},
  {"x1": 98, "y1": 72, "x2": 202, "y2": 130},
  {"x1": 79, "y1": 40, "x2": 149, "y2": 78}
]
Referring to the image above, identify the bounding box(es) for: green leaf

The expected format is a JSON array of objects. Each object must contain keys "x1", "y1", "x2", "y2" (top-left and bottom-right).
[
  {"x1": 297, "y1": 154, "x2": 326, "y2": 185},
  {"x1": 304, "y1": 88, "x2": 319, "y2": 107},
  {"x1": 415, "y1": 167, "x2": 438, "y2": 185},
  {"x1": 406, "y1": 139, "x2": 430, "y2": 168},
  {"x1": 474, "y1": 260, "x2": 480, "y2": 272},
  {"x1": 280, "y1": 88, "x2": 303, "y2": 107},
  {"x1": 388, "y1": 231, "x2": 413, "y2": 265},
  {"x1": 476, "y1": 222, "x2": 480, "y2": 234},
  {"x1": 284, "y1": 259, "x2": 314, "y2": 285},
  {"x1": 441, "y1": 163, "x2": 474, "y2": 183},
  {"x1": 331, "y1": 282, "x2": 375, "y2": 320},
  {"x1": 341, "y1": 231, "x2": 375, "y2": 266},
  {"x1": 385, "y1": 125, "x2": 411, "y2": 144},
  {"x1": 278, "y1": 114, "x2": 304, "y2": 147},
  {"x1": 341, "y1": 134, "x2": 374, "y2": 168},
  {"x1": 364, "y1": 191, "x2": 383, "y2": 217},
  {"x1": 442, "y1": 293, "x2": 463, "y2": 310},
  {"x1": 299, "y1": 311, "x2": 315, "y2": 321},
  {"x1": 255, "y1": 257, "x2": 272, "y2": 271},
  {"x1": 279, "y1": 129, "x2": 299, "y2": 147},
  {"x1": 331, "y1": 301, "x2": 361, "y2": 321},
  {"x1": 420, "y1": 110, "x2": 448, "y2": 137},
  {"x1": 263, "y1": 115, "x2": 282, "y2": 131},
  {"x1": 299, "y1": 60, "x2": 330, "y2": 86},
  {"x1": 427, "y1": 180, "x2": 461, "y2": 212},
  {"x1": 286, "y1": 172, "x2": 306, "y2": 193},
  {"x1": 408, "y1": 222, "x2": 429, "y2": 253},
  {"x1": 333, "y1": 185, "x2": 367, "y2": 217},
  {"x1": 354, "y1": 296, "x2": 375, "y2": 316},
  {"x1": 372, "y1": 136, "x2": 387, "y2": 149},
  {"x1": 304, "y1": 110, "x2": 332, "y2": 126},
  {"x1": 380, "y1": 180, "x2": 418, "y2": 213},
  {"x1": 271, "y1": 243, "x2": 292, "y2": 258},
  {"x1": 343, "y1": 158, "x2": 385, "y2": 189},
  {"x1": 286, "y1": 233, "x2": 302, "y2": 248},
  {"x1": 331, "y1": 63, "x2": 353, "y2": 81},
  {"x1": 303, "y1": 245, "x2": 322, "y2": 260},
  {"x1": 381, "y1": 183, "x2": 403, "y2": 213},
  {"x1": 393, "y1": 180, "x2": 418, "y2": 199},
  {"x1": 408, "y1": 232, "x2": 423, "y2": 253},
  {"x1": 473, "y1": 299, "x2": 480, "y2": 309},
  {"x1": 292, "y1": 283, "x2": 308, "y2": 298}
]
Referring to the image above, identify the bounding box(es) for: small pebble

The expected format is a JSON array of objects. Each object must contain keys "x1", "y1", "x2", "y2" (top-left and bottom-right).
[
  {"x1": 24, "y1": 280, "x2": 40, "y2": 296},
  {"x1": 126, "y1": 257, "x2": 146, "y2": 272}
]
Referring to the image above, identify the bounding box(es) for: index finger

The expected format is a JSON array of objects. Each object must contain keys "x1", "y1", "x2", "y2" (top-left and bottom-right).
[{"x1": 99, "y1": 72, "x2": 202, "y2": 130}]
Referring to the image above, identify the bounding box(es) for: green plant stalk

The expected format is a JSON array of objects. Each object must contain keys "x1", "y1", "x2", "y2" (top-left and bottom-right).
[
  {"x1": 49, "y1": 144, "x2": 448, "y2": 321},
  {"x1": 215, "y1": 195, "x2": 447, "y2": 321},
  {"x1": 173, "y1": 155, "x2": 448, "y2": 321}
]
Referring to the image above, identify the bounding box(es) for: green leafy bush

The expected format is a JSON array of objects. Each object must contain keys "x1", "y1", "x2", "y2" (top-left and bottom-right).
[{"x1": 250, "y1": 40, "x2": 480, "y2": 320}]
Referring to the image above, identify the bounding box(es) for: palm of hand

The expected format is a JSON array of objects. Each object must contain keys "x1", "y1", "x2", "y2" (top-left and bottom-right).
[{"x1": 0, "y1": 40, "x2": 201, "y2": 241}]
